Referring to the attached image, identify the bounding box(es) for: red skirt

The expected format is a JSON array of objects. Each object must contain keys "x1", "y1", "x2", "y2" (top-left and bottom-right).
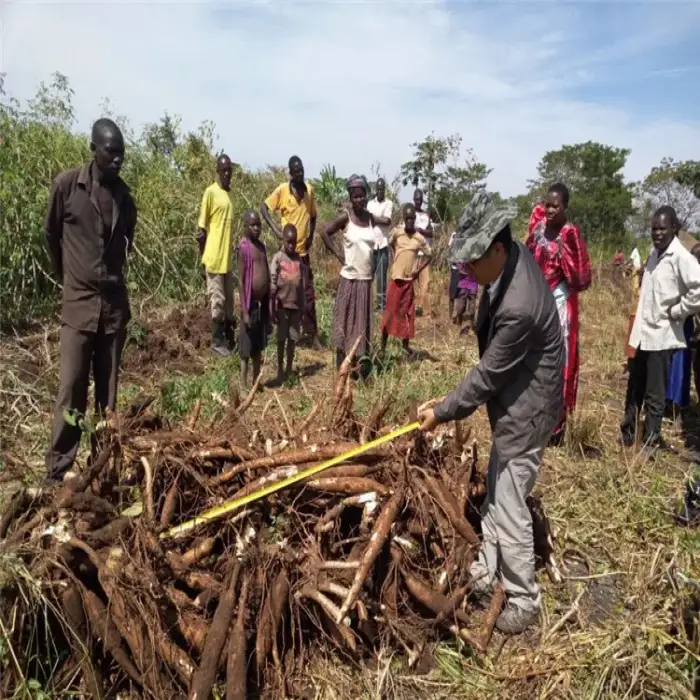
[{"x1": 381, "y1": 279, "x2": 415, "y2": 340}]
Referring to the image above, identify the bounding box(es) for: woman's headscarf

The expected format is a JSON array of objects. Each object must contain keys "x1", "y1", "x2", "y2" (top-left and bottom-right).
[{"x1": 346, "y1": 174, "x2": 369, "y2": 193}]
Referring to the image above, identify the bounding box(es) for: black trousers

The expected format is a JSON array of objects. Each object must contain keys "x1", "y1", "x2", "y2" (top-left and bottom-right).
[
  {"x1": 620, "y1": 349, "x2": 673, "y2": 447},
  {"x1": 45, "y1": 323, "x2": 125, "y2": 479}
]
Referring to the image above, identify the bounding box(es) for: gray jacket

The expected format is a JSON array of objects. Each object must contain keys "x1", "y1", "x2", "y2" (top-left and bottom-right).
[{"x1": 434, "y1": 241, "x2": 564, "y2": 460}]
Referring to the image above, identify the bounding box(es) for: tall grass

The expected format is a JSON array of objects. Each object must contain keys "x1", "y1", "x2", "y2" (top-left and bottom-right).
[{"x1": 0, "y1": 74, "x2": 340, "y2": 330}]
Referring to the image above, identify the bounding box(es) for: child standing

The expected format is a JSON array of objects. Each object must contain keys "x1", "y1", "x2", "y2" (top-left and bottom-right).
[
  {"x1": 380, "y1": 203, "x2": 431, "y2": 356},
  {"x1": 452, "y1": 262, "x2": 479, "y2": 333},
  {"x1": 237, "y1": 210, "x2": 271, "y2": 389},
  {"x1": 270, "y1": 224, "x2": 304, "y2": 384}
]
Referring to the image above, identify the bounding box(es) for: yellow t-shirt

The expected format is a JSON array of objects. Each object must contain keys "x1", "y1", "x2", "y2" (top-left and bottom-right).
[
  {"x1": 389, "y1": 227, "x2": 429, "y2": 280},
  {"x1": 198, "y1": 182, "x2": 233, "y2": 273},
  {"x1": 264, "y1": 182, "x2": 317, "y2": 254}
]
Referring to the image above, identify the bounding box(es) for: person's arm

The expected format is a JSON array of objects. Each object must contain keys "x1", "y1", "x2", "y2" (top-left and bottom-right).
[
  {"x1": 412, "y1": 236, "x2": 432, "y2": 278},
  {"x1": 560, "y1": 223, "x2": 592, "y2": 292},
  {"x1": 196, "y1": 189, "x2": 210, "y2": 256},
  {"x1": 44, "y1": 176, "x2": 65, "y2": 282},
  {"x1": 261, "y1": 186, "x2": 284, "y2": 241},
  {"x1": 373, "y1": 201, "x2": 392, "y2": 227},
  {"x1": 306, "y1": 187, "x2": 318, "y2": 252},
  {"x1": 416, "y1": 221, "x2": 433, "y2": 240},
  {"x1": 432, "y1": 311, "x2": 534, "y2": 423},
  {"x1": 269, "y1": 253, "x2": 280, "y2": 320},
  {"x1": 321, "y1": 211, "x2": 349, "y2": 265},
  {"x1": 237, "y1": 246, "x2": 249, "y2": 326},
  {"x1": 125, "y1": 195, "x2": 137, "y2": 255},
  {"x1": 669, "y1": 252, "x2": 700, "y2": 320}
]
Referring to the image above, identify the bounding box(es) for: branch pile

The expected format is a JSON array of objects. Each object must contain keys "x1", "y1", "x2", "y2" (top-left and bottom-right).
[{"x1": 0, "y1": 346, "x2": 558, "y2": 699}]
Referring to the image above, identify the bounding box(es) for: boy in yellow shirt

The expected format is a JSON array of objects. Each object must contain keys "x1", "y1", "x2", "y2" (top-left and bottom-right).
[{"x1": 197, "y1": 154, "x2": 235, "y2": 355}]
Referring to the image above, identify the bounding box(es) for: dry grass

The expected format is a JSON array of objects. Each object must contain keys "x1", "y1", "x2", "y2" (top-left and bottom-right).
[{"x1": 1, "y1": 267, "x2": 698, "y2": 699}]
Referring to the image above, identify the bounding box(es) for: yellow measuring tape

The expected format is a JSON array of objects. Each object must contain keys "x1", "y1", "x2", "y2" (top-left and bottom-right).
[{"x1": 161, "y1": 421, "x2": 421, "y2": 540}]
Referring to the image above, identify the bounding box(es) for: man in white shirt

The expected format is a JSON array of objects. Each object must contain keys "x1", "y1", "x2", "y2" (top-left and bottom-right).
[
  {"x1": 629, "y1": 247, "x2": 641, "y2": 270},
  {"x1": 621, "y1": 206, "x2": 700, "y2": 452},
  {"x1": 413, "y1": 188, "x2": 433, "y2": 315},
  {"x1": 367, "y1": 178, "x2": 393, "y2": 312}
]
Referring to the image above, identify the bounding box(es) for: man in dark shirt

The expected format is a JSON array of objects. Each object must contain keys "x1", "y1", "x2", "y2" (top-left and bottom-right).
[{"x1": 44, "y1": 118, "x2": 137, "y2": 483}]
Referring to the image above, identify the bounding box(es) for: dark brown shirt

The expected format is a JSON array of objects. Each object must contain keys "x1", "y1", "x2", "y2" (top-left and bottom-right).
[{"x1": 44, "y1": 162, "x2": 137, "y2": 333}]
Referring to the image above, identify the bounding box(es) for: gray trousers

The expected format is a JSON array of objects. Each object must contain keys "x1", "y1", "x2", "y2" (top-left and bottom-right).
[
  {"x1": 45, "y1": 323, "x2": 125, "y2": 480},
  {"x1": 470, "y1": 442, "x2": 546, "y2": 612},
  {"x1": 206, "y1": 270, "x2": 235, "y2": 322}
]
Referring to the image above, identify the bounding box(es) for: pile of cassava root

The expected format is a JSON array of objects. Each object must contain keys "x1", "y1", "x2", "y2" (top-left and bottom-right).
[{"x1": 0, "y1": 339, "x2": 560, "y2": 700}]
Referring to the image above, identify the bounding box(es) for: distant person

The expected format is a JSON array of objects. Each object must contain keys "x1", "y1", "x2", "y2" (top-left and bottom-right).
[
  {"x1": 43, "y1": 118, "x2": 137, "y2": 484},
  {"x1": 380, "y1": 203, "x2": 431, "y2": 356},
  {"x1": 526, "y1": 183, "x2": 592, "y2": 444},
  {"x1": 322, "y1": 175, "x2": 376, "y2": 375},
  {"x1": 367, "y1": 178, "x2": 393, "y2": 312},
  {"x1": 261, "y1": 156, "x2": 323, "y2": 351},
  {"x1": 270, "y1": 224, "x2": 304, "y2": 384},
  {"x1": 691, "y1": 243, "x2": 700, "y2": 402},
  {"x1": 621, "y1": 206, "x2": 700, "y2": 452},
  {"x1": 418, "y1": 192, "x2": 564, "y2": 635},
  {"x1": 197, "y1": 154, "x2": 235, "y2": 356},
  {"x1": 614, "y1": 248, "x2": 625, "y2": 266},
  {"x1": 237, "y1": 210, "x2": 270, "y2": 390},
  {"x1": 629, "y1": 246, "x2": 642, "y2": 272},
  {"x1": 413, "y1": 188, "x2": 434, "y2": 316},
  {"x1": 452, "y1": 262, "x2": 479, "y2": 333},
  {"x1": 448, "y1": 230, "x2": 460, "y2": 320}
]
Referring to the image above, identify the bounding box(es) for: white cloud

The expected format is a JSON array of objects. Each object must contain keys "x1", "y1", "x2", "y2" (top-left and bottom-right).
[{"x1": 2, "y1": 0, "x2": 700, "y2": 197}]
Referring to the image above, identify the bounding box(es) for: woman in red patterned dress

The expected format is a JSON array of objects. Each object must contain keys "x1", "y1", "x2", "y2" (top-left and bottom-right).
[{"x1": 526, "y1": 183, "x2": 592, "y2": 443}]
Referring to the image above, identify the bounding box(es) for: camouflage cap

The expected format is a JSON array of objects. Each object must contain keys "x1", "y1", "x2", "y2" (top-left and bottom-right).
[{"x1": 451, "y1": 191, "x2": 517, "y2": 264}]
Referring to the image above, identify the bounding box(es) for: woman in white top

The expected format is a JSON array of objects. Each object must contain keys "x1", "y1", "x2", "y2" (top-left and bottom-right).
[{"x1": 322, "y1": 175, "x2": 376, "y2": 374}]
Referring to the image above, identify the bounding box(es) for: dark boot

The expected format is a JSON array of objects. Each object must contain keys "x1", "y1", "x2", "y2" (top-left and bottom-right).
[
  {"x1": 212, "y1": 320, "x2": 231, "y2": 356},
  {"x1": 224, "y1": 320, "x2": 236, "y2": 352}
]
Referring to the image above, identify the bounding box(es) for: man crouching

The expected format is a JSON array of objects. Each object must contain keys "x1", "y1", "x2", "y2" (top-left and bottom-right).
[{"x1": 418, "y1": 192, "x2": 564, "y2": 634}]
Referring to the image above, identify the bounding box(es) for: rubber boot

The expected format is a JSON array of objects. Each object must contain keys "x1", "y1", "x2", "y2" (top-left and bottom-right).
[{"x1": 211, "y1": 320, "x2": 231, "y2": 356}]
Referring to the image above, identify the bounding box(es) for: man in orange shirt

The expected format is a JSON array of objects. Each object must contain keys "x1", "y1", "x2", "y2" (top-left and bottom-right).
[{"x1": 261, "y1": 156, "x2": 323, "y2": 351}]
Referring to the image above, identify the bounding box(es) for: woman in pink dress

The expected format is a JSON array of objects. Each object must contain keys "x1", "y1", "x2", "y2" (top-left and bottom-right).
[{"x1": 526, "y1": 183, "x2": 592, "y2": 443}]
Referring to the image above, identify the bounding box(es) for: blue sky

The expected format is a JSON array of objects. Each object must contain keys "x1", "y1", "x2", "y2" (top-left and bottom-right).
[{"x1": 2, "y1": 0, "x2": 699, "y2": 196}]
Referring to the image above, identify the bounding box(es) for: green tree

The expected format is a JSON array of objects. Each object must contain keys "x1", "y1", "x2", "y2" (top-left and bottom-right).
[
  {"x1": 399, "y1": 133, "x2": 491, "y2": 222},
  {"x1": 673, "y1": 160, "x2": 700, "y2": 199},
  {"x1": 528, "y1": 141, "x2": 634, "y2": 244},
  {"x1": 310, "y1": 164, "x2": 347, "y2": 208}
]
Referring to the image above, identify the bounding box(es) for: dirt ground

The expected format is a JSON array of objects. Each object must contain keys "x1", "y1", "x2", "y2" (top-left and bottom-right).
[{"x1": 0, "y1": 270, "x2": 698, "y2": 699}]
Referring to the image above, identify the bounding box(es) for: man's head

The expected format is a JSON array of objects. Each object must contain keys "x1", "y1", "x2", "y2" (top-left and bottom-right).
[
  {"x1": 283, "y1": 224, "x2": 298, "y2": 255},
  {"x1": 545, "y1": 182, "x2": 569, "y2": 227},
  {"x1": 651, "y1": 206, "x2": 680, "y2": 252},
  {"x1": 451, "y1": 191, "x2": 517, "y2": 285},
  {"x1": 375, "y1": 178, "x2": 386, "y2": 202},
  {"x1": 413, "y1": 188, "x2": 424, "y2": 211},
  {"x1": 466, "y1": 226, "x2": 512, "y2": 285},
  {"x1": 289, "y1": 156, "x2": 304, "y2": 186},
  {"x1": 217, "y1": 154, "x2": 233, "y2": 191},
  {"x1": 90, "y1": 118, "x2": 125, "y2": 182},
  {"x1": 402, "y1": 203, "x2": 416, "y2": 233},
  {"x1": 243, "y1": 209, "x2": 262, "y2": 240}
]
